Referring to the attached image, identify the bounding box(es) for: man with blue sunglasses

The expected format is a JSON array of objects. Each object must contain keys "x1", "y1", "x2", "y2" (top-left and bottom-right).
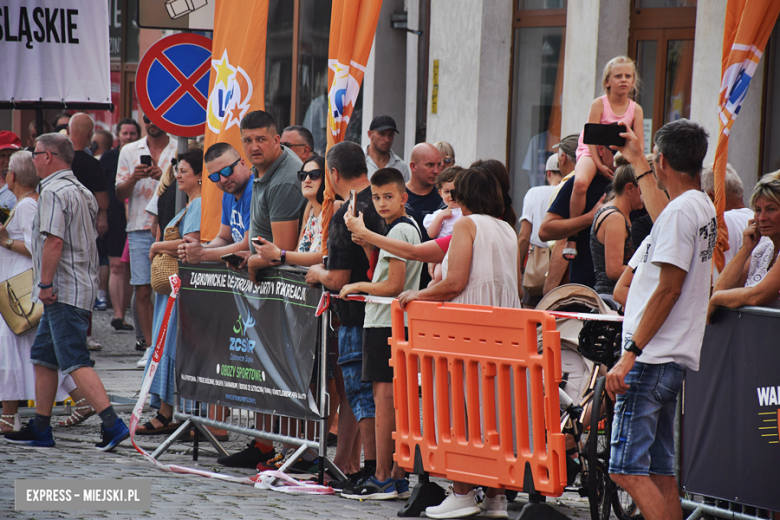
[{"x1": 179, "y1": 143, "x2": 253, "y2": 265}]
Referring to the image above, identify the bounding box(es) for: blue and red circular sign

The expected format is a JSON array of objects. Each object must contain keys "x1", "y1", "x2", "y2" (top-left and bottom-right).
[{"x1": 136, "y1": 33, "x2": 212, "y2": 137}]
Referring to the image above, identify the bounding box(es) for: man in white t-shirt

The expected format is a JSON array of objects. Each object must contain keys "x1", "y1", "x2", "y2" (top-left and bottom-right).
[
  {"x1": 115, "y1": 117, "x2": 177, "y2": 354},
  {"x1": 606, "y1": 119, "x2": 715, "y2": 520},
  {"x1": 517, "y1": 154, "x2": 563, "y2": 306},
  {"x1": 700, "y1": 162, "x2": 756, "y2": 276}
]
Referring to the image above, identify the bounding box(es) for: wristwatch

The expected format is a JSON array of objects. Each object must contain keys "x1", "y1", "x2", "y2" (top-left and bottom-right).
[
  {"x1": 4, "y1": 238, "x2": 13, "y2": 250},
  {"x1": 279, "y1": 250, "x2": 287, "y2": 265},
  {"x1": 624, "y1": 339, "x2": 642, "y2": 357}
]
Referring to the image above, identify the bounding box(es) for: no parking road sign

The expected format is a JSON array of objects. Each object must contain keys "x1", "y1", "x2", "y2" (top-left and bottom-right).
[{"x1": 136, "y1": 33, "x2": 212, "y2": 137}]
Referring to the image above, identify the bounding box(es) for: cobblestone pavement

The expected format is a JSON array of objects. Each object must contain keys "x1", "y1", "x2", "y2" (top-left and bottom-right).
[{"x1": 2, "y1": 310, "x2": 598, "y2": 519}]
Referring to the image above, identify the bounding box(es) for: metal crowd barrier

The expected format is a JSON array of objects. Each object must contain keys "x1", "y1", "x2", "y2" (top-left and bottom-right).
[
  {"x1": 680, "y1": 305, "x2": 780, "y2": 519},
  {"x1": 150, "y1": 265, "x2": 345, "y2": 484}
]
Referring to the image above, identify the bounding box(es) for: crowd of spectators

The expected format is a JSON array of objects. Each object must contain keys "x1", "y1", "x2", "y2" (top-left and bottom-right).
[{"x1": 2, "y1": 88, "x2": 779, "y2": 519}]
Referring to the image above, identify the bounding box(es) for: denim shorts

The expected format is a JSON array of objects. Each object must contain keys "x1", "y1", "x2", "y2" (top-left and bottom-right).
[
  {"x1": 128, "y1": 230, "x2": 155, "y2": 285},
  {"x1": 609, "y1": 361, "x2": 685, "y2": 476},
  {"x1": 338, "y1": 325, "x2": 375, "y2": 422},
  {"x1": 30, "y1": 303, "x2": 92, "y2": 375}
]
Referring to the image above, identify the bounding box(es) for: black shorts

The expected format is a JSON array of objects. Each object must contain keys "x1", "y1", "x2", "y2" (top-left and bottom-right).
[{"x1": 362, "y1": 327, "x2": 406, "y2": 383}]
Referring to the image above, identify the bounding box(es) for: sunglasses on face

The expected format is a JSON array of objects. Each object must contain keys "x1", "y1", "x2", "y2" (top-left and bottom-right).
[
  {"x1": 143, "y1": 115, "x2": 151, "y2": 124},
  {"x1": 443, "y1": 157, "x2": 454, "y2": 165},
  {"x1": 208, "y1": 158, "x2": 241, "y2": 183},
  {"x1": 297, "y1": 169, "x2": 323, "y2": 182},
  {"x1": 282, "y1": 142, "x2": 307, "y2": 149}
]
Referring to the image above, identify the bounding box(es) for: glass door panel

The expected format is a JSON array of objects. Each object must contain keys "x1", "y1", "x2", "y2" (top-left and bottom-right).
[
  {"x1": 664, "y1": 39, "x2": 694, "y2": 123},
  {"x1": 636, "y1": 40, "x2": 658, "y2": 152},
  {"x1": 630, "y1": 28, "x2": 694, "y2": 146}
]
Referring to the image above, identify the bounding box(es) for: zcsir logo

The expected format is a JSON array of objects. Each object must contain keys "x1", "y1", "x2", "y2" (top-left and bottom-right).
[
  {"x1": 207, "y1": 49, "x2": 253, "y2": 135},
  {"x1": 327, "y1": 59, "x2": 362, "y2": 138}
]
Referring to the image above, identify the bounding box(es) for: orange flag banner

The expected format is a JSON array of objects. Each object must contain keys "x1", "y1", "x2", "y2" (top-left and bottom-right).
[
  {"x1": 200, "y1": 0, "x2": 269, "y2": 241},
  {"x1": 712, "y1": 0, "x2": 780, "y2": 271},
  {"x1": 320, "y1": 0, "x2": 383, "y2": 255}
]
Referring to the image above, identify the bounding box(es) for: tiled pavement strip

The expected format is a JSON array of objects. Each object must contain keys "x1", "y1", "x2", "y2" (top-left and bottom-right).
[{"x1": 1, "y1": 311, "x2": 595, "y2": 519}]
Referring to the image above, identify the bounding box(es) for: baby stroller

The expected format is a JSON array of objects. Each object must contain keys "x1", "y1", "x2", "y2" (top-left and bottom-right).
[{"x1": 535, "y1": 284, "x2": 640, "y2": 520}]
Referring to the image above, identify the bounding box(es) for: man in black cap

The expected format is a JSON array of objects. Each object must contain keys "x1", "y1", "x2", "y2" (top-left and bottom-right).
[{"x1": 365, "y1": 115, "x2": 410, "y2": 182}]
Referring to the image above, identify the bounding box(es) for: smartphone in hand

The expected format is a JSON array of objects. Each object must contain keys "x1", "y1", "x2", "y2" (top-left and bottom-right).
[
  {"x1": 349, "y1": 190, "x2": 357, "y2": 217},
  {"x1": 251, "y1": 237, "x2": 263, "y2": 249},
  {"x1": 583, "y1": 123, "x2": 627, "y2": 147},
  {"x1": 140, "y1": 155, "x2": 152, "y2": 167},
  {"x1": 221, "y1": 253, "x2": 243, "y2": 268}
]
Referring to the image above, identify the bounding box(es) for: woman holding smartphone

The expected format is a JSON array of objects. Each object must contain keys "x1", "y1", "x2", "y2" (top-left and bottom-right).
[{"x1": 255, "y1": 155, "x2": 327, "y2": 265}]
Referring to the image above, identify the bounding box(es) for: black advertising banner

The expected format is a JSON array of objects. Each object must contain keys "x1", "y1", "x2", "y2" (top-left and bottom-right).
[
  {"x1": 176, "y1": 263, "x2": 322, "y2": 420},
  {"x1": 683, "y1": 308, "x2": 780, "y2": 511}
]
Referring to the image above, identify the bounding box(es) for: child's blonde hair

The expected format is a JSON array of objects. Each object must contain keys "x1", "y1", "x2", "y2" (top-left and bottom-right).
[{"x1": 602, "y1": 56, "x2": 640, "y2": 100}]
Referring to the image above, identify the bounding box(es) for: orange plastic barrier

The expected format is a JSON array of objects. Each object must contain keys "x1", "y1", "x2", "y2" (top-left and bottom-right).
[{"x1": 390, "y1": 300, "x2": 566, "y2": 497}]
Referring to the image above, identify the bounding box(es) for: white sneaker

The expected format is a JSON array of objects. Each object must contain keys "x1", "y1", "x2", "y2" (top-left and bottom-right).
[
  {"x1": 136, "y1": 347, "x2": 150, "y2": 369},
  {"x1": 425, "y1": 487, "x2": 480, "y2": 519},
  {"x1": 479, "y1": 493, "x2": 508, "y2": 519}
]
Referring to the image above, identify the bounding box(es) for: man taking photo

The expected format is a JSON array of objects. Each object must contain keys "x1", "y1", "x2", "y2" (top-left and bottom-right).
[{"x1": 606, "y1": 119, "x2": 714, "y2": 520}]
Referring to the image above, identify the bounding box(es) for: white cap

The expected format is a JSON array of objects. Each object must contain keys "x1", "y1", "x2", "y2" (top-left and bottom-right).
[{"x1": 545, "y1": 154, "x2": 559, "y2": 172}]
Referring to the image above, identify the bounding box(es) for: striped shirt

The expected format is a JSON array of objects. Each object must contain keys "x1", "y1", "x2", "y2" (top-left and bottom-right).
[{"x1": 32, "y1": 169, "x2": 100, "y2": 311}]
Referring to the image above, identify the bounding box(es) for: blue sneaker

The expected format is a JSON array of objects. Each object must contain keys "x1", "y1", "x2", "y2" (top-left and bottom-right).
[
  {"x1": 395, "y1": 478, "x2": 411, "y2": 500},
  {"x1": 95, "y1": 418, "x2": 130, "y2": 451},
  {"x1": 341, "y1": 475, "x2": 398, "y2": 500},
  {"x1": 3, "y1": 419, "x2": 55, "y2": 447},
  {"x1": 93, "y1": 297, "x2": 108, "y2": 311}
]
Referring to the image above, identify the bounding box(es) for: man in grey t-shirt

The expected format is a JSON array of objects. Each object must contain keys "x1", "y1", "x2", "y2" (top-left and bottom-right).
[
  {"x1": 217, "y1": 111, "x2": 305, "y2": 470},
  {"x1": 241, "y1": 111, "x2": 305, "y2": 283}
]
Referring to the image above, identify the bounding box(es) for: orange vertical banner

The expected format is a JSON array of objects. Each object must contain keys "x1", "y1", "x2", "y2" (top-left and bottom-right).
[
  {"x1": 712, "y1": 0, "x2": 780, "y2": 271},
  {"x1": 200, "y1": 0, "x2": 269, "y2": 241},
  {"x1": 320, "y1": 0, "x2": 383, "y2": 254}
]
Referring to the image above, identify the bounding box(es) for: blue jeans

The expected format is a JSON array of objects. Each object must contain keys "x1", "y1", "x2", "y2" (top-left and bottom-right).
[
  {"x1": 30, "y1": 303, "x2": 92, "y2": 375},
  {"x1": 338, "y1": 325, "x2": 375, "y2": 422},
  {"x1": 609, "y1": 361, "x2": 685, "y2": 476}
]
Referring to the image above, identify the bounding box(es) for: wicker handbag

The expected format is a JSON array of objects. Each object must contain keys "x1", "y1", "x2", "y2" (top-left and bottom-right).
[{"x1": 151, "y1": 209, "x2": 187, "y2": 295}]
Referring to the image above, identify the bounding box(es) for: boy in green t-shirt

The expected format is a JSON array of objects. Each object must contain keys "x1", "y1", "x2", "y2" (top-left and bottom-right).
[{"x1": 338, "y1": 168, "x2": 422, "y2": 500}]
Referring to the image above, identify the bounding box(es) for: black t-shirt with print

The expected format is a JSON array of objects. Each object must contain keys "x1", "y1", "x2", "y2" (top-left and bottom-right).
[{"x1": 327, "y1": 186, "x2": 386, "y2": 327}]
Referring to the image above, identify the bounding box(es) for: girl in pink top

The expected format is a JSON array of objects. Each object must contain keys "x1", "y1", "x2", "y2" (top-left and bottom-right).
[{"x1": 565, "y1": 56, "x2": 644, "y2": 260}]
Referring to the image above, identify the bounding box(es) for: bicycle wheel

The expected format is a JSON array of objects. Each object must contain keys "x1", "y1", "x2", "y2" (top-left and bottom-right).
[
  {"x1": 587, "y1": 376, "x2": 616, "y2": 520},
  {"x1": 613, "y1": 487, "x2": 642, "y2": 519}
]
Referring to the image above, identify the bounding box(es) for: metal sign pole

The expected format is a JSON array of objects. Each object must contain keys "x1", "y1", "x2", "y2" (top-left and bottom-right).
[{"x1": 175, "y1": 136, "x2": 189, "y2": 213}]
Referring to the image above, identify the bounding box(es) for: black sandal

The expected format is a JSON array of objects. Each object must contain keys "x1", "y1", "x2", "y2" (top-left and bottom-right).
[
  {"x1": 111, "y1": 318, "x2": 135, "y2": 331},
  {"x1": 135, "y1": 412, "x2": 178, "y2": 435}
]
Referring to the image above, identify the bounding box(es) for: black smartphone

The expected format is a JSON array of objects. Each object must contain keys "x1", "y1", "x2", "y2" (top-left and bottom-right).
[
  {"x1": 583, "y1": 123, "x2": 627, "y2": 147},
  {"x1": 140, "y1": 155, "x2": 152, "y2": 167},
  {"x1": 251, "y1": 237, "x2": 263, "y2": 249},
  {"x1": 221, "y1": 253, "x2": 243, "y2": 267}
]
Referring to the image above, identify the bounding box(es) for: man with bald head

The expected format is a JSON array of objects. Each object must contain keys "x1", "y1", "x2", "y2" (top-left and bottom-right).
[
  {"x1": 68, "y1": 113, "x2": 111, "y2": 314},
  {"x1": 406, "y1": 143, "x2": 443, "y2": 287},
  {"x1": 68, "y1": 113, "x2": 111, "y2": 337},
  {"x1": 68, "y1": 114, "x2": 109, "y2": 238}
]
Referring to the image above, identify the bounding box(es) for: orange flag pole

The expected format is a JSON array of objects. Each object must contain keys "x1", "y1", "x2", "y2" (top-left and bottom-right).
[
  {"x1": 200, "y1": 0, "x2": 269, "y2": 242},
  {"x1": 712, "y1": 0, "x2": 780, "y2": 272},
  {"x1": 320, "y1": 0, "x2": 383, "y2": 256}
]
